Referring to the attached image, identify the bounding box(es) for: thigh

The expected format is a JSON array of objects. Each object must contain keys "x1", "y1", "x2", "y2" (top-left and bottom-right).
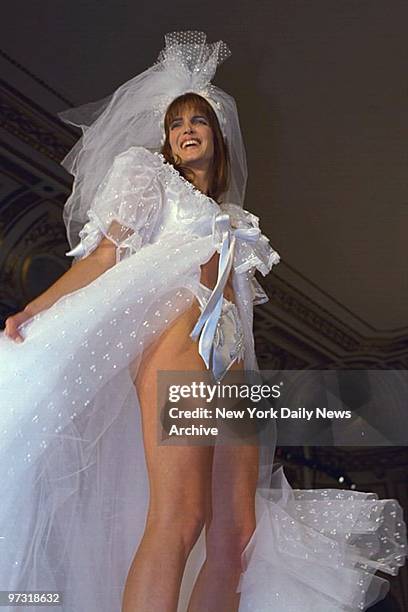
[
  {"x1": 133, "y1": 299, "x2": 214, "y2": 515},
  {"x1": 131, "y1": 285, "x2": 247, "y2": 518}
]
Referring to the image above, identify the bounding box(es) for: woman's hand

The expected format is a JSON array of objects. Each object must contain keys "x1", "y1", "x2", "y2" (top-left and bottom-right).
[
  {"x1": 4, "y1": 308, "x2": 33, "y2": 343},
  {"x1": 3, "y1": 236, "x2": 118, "y2": 344},
  {"x1": 3, "y1": 230, "x2": 120, "y2": 345}
]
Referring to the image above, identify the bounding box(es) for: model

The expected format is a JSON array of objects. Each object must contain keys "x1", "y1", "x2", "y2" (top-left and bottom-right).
[{"x1": 0, "y1": 31, "x2": 406, "y2": 612}]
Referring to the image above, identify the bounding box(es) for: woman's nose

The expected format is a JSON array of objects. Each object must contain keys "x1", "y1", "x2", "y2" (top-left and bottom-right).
[{"x1": 183, "y1": 123, "x2": 194, "y2": 133}]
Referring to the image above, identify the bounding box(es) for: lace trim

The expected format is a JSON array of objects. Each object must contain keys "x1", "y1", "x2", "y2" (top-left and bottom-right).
[{"x1": 154, "y1": 151, "x2": 221, "y2": 208}]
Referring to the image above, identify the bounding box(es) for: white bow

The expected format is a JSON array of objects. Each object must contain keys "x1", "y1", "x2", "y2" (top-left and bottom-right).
[{"x1": 190, "y1": 212, "x2": 261, "y2": 375}]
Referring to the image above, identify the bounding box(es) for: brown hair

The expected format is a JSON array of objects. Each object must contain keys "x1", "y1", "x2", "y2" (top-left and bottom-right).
[{"x1": 161, "y1": 92, "x2": 230, "y2": 202}]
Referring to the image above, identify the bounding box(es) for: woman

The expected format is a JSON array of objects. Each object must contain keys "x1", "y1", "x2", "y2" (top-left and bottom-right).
[
  {"x1": 6, "y1": 91, "x2": 256, "y2": 612},
  {"x1": 1, "y1": 32, "x2": 406, "y2": 612},
  {"x1": 122, "y1": 93, "x2": 261, "y2": 612}
]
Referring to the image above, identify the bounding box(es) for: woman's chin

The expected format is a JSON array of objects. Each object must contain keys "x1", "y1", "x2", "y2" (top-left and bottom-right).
[
  {"x1": 179, "y1": 151, "x2": 209, "y2": 167},
  {"x1": 180, "y1": 151, "x2": 200, "y2": 163}
]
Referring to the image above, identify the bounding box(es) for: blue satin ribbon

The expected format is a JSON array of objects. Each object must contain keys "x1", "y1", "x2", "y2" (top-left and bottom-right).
[{"x1": 190, "y1": 212, "x2": 261, "y2": 372}]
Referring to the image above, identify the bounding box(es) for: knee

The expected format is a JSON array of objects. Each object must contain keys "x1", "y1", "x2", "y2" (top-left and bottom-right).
[
  {"x1": 206, "y1": 518, "x2": 256, "y2": 566},
  {"x1": 175, "y1": 510, "x2": 207, "y2": 550},
  {"x1": 146, "y1": 505, "x2": 207, "y2": 554}
]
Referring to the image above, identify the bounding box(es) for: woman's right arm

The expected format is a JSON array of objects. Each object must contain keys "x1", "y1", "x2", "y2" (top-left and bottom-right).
[
  {"x1": 4, "y1": 236, "x2": 117, "y2": 343},
  {"x1": 5, "y1": 149, "x2": 162, "y2": 343}
]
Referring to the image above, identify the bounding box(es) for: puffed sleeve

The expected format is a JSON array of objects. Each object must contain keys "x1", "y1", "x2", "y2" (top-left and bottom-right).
[
  {"x1": 220, "y1": 202, "x2": 280, "y2": 305},
  {"x1": 66, "y1": 147, "x2": 162, "y2": 262}
]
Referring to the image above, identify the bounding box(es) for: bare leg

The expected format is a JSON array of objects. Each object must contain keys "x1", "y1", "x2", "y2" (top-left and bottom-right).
[
  {"x1": 187, "y1": 354, "x2": 259, "y2": 612},
  {"x1": 121, "y1": 444, "x2": 213, "y2": 611},
  {"x1": 187, "y1": 370, "x2": 259, "y2": 612},
  {"x1": 122, "y1": 256, "x2": 249, "y2": 611},
  {"x1": 121, "y1": 300, "x2": 214, "y2": 612}
]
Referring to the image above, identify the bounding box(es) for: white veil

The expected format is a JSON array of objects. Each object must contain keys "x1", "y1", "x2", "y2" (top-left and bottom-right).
[{"x1": 58, "y1": 31, "x2": 248, "y2": 250}]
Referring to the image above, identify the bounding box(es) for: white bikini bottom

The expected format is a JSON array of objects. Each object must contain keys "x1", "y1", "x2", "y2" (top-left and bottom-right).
[{"x1": 193, "y1": 283, "x2": 245, "y2": 381}]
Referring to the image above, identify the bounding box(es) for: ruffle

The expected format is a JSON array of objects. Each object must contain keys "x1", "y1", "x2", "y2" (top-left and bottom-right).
[
  {"x1": 238, "y1": 466, "x2": 407, "y2": 611},
  {"x1": 251, "y1": 277, "x2": 270, "y2": 306},
  {"x1": 66, "y1": 148, "x2": 280, "y2": 283},
  {"x1": 66, "y1": 147, "x2": 163, "y2": 261},
  {"x1": 220, "y1": 202, "x2": 280, "y2": 276},
  {"x1": 218, "y1": 202, "x2": 280, "y2": 306},
  {"x1": 65, "y1": 211, "x2": 104, "y2": 259},
  {"x1": 66, "y1": 210, "x2": 145, "y2": 261}
]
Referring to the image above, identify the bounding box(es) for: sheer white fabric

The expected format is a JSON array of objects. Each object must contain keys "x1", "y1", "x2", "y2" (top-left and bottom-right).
[
  {"x1": 65, "y1": 148, "x2": 163, "y2": 262},
  {"x1": 0, "y1": 147, "x2": 406, "y2": 611},
  {"x1": 59, "y1": 31, "x2": 248, "y2": 251}
]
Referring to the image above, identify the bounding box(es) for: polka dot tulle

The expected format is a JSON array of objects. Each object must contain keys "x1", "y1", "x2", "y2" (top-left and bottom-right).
[
  {"x1": 153, "y1": 31, "x2": 231, "y2": 130},
  {"x1": 238, "y1": 469, "x2": 407, "y2": 611},
  {"x1": 0, "y1": 146, "x2": 405, "y2": 611}
]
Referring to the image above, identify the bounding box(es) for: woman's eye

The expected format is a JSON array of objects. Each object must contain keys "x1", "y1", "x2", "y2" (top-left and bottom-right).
[
  {"x1": 169, "y1": 117, "x2": 207, "y2": 129},
  {"x1": 170, "y1": 121, "x2": 181, "y2": 129}
]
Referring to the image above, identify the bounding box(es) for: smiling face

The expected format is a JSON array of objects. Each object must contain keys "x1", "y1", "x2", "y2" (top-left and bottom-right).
[
  {"x1": 162, "y1": 92, "x2": 230, "y2": 202},
  {"x1": 168, "y1": 106, "x2": 214, "y2": 169}
]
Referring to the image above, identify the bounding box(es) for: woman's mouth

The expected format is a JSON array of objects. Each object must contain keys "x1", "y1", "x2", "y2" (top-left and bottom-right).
[{"x1": 181, "y1": 139, "x2": 201, "y2": 149}]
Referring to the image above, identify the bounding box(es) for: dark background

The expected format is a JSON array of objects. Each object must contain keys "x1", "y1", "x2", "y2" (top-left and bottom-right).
[{"x1": 0, "y1": 1, "x2": 407, "y2": 608}]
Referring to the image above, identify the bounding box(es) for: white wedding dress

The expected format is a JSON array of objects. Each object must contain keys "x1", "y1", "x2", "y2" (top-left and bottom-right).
[{"x1": 0, "y1": 147, "x2": 406, "y2": 611}]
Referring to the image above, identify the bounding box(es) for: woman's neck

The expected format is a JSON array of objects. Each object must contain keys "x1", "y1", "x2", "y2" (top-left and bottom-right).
[{"x1": 186, "y1": 163, "x2": 212, "y2": 196}]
